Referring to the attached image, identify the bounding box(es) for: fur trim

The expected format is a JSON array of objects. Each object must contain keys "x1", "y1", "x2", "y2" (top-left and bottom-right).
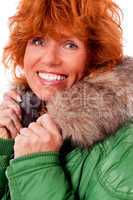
[
  {"x1": 15, "y1": 57, "x2": 133, "y2": 148},
  {"x1": 47, "y1": 57, "x2": 133, "y2": 148}
]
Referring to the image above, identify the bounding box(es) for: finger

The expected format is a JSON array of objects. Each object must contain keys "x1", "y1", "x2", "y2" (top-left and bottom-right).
[
  {"x1": 14, "y1": 133, "x2": 38, "y2": 159},
  {"x1": 0, "y1": 108, "x2": 22, "y2": 138},
  {"x1": 0, "y1": 116, "x2": 18, "y2": 138},
  {"x1": 0, "y1": 127, "x2": 10, "y2": 139},
  {"x1": 37, "y1": 114, "x2": 61, "y2": 136},
  {"x1": 20, "y1": 127, "x2": 35, "y2": 136},
  {"x1": 14, "y1": 133, "x2": 28, "y2": 151},
  {"x1": 28, "y1": 122, "x2": 49, "y2": 137},
  {"x1": 29, "y1": 122, "x2": 54, "y2": 143},
  {"x1": 5, "y1": 108, "x2": 22, "y2": 131},
  {"x1": 19, "y1": 127, "x2": 40, "y2": 143},
  {"x1": 3, "y1": 96, "x2": 22, "y2": 119},
  {"x1": 3, "y1": 90, "x2": 22, "y2": 103}
]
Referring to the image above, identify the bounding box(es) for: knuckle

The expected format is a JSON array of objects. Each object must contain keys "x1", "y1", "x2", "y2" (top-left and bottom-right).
[
  {"x1": 20, "y1": 128, "x2": 27, "y2": 134},
  {"x1": 29, "y1": 122, "x2": 36, "y2": 129}
]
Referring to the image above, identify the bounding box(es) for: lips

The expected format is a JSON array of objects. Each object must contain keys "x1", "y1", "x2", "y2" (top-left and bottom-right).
[
  {"x1": 36, "y1": 71, "x2": 68, "y2": 86},
  {"x1": 37, "y1": 71, "x2": 68, "y2": 81}
]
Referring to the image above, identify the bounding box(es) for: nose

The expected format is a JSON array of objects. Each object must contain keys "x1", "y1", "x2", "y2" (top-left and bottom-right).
[{"x1": 39, "y1": 42, "x2": 61, "y2": 67}]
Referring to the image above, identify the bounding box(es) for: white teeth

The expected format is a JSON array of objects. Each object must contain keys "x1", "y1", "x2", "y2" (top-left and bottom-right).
[{"x1": 38, "y1": 72, "x2": 67, "y2": 81}]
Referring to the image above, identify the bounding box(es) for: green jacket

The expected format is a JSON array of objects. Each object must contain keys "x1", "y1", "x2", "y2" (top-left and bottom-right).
[
  {"x1": 0, "y1": 122, "x2": 133, "y2": 199},
  {"x1": 0, "y1": 57, "x2": 133, "y2": 199}
]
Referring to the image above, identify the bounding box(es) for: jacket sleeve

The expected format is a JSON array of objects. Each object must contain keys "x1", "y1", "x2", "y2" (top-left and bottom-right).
[
  {"x1": 0, "y1": 138, "x2": 14, "y2": 199},
  {"x1": 6, "y1": 152, "x2": 77, "y2": 200},
  {"x1": 84, "y1": 122, "x2": 133, "y2": 200},
  {"x1": 6, "y1": 122, "x2": 133, "y2": 200}
]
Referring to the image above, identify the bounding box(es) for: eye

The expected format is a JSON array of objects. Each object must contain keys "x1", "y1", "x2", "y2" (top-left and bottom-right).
[
  {"x1": 30, "y1": 37, "x2": 45, "y2": 46},
  {"x1": 64, "y1": 41, "x2": 78, "y2": 50}
]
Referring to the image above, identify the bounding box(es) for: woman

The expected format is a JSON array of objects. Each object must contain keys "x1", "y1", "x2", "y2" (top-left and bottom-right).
[{"x1": 0, "y1": 0, "x2": 133, "y2": 199}]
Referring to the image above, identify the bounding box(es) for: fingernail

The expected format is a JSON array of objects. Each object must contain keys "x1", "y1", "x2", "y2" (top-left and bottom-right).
[{"x1": 17, "y1": 95, "x2": 22, "y2": 102}]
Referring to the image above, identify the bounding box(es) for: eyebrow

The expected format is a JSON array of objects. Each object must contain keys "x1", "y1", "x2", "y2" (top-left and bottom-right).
[{"x1": 57, "y1": 34, "x2": 77, "y2": 42}]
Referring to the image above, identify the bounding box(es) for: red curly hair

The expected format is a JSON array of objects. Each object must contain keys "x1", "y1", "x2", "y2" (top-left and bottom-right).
[{"x1": 2, "y1": 0, "x2": 123, "y2": 85}]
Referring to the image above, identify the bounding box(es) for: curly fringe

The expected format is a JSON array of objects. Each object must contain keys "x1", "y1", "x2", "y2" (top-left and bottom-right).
[{"x1": 2, "y1": 0, "x2": 123, "y2": 86}]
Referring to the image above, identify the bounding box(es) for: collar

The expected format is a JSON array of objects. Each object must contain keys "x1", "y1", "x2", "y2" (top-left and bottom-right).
[{"x1": 47, "y1": 57, "x2": 133, "y2": 148}]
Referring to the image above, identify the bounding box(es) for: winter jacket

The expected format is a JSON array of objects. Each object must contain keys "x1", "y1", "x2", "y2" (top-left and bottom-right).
[{"x1": 0, "y1": 57, "x2": 133, "y2": 200}]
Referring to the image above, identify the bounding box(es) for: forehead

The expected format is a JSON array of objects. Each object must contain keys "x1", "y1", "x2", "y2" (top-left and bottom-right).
[
  {"x1": 33, "y1": 24, "x2": 88, "y2": 42},
  {"x1": 43, "y1": 27, "x2": 77, "y2": 40}
]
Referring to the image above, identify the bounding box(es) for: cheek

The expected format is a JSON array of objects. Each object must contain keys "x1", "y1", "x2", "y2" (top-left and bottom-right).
[
  {"x1": 71, "y1": 53, "x2": 88, "y2": 73},
  {"x1": 23, "y1": 47, "x2": 37, "y2": 69},
  {"x1": 74, "y1": 56, "x2": 89, "y2": 80},
  {"x1": 23, "y1": 50, "x2": 30, "y2": 71},
  {"x1": 23, "y1": 54, "x2": 36, "y2": 76}
]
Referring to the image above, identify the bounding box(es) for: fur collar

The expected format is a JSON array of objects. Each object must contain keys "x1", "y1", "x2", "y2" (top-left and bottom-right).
[{"x1": 18, "y1": 57, "x2": 133, "y2": 148}]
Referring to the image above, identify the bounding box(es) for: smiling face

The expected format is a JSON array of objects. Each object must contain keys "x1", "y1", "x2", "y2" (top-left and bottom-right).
[{"x1": 23, "y1": 32, "x2": 89, "y2": 101}]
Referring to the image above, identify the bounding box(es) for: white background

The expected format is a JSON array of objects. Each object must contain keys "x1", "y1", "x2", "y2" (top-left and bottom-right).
[{"x1": 0, "y1": 0, "x2": 133, "y2": 100}]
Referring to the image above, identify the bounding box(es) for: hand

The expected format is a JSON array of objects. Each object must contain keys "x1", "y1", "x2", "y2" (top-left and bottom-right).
[
  {"x1": 14, "y1": 114, "x2": 63, "y2": 158},
  {"x1": 0, "y1": 90, "x2": 22, "y2": 139}
]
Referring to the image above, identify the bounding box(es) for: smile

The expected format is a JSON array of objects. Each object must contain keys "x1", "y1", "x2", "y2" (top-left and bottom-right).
[
  {"x1": 38, "y1": 72, "x2": 67, "y2": 81},
  {"x1": 37, "y1": 72, "x2": 68, "y2": 85}
]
